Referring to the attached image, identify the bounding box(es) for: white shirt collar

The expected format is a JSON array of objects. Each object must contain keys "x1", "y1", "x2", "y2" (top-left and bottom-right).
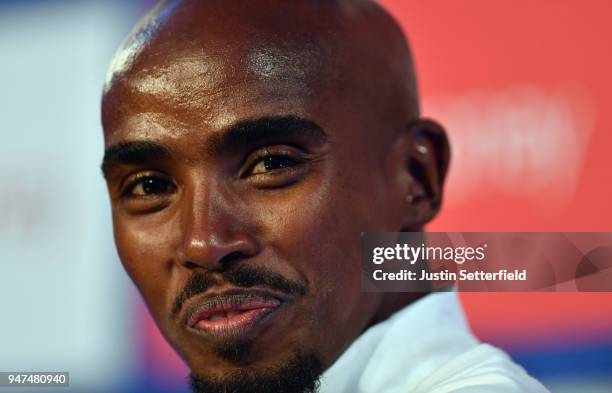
[{"x1": 319, "y1": 291, "x2": 479, "y2": 393}]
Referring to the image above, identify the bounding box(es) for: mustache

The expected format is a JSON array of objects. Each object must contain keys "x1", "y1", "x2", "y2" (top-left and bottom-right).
[{"x1": 171, "y1": 265, "x2": 308, "y2": 319}]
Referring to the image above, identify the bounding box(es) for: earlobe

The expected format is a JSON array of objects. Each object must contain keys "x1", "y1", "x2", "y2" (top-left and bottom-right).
[{"x1": 401, "y1": 119, "x2": 451, "y2": 229}]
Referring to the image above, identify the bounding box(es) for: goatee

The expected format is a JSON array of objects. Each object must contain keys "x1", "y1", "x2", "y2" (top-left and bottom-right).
[{"x1": 189, "y1": 350, "x2": 324, "y2": 393}]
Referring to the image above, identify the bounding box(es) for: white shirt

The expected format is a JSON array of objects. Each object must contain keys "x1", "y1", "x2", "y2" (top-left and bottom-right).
[{"x1": 319, "y1": 291, "x2": 550, "y2": 393}]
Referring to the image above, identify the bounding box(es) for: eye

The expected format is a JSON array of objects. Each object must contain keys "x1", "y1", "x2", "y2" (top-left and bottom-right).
[
  {"x1": 250, "y1": 154, "x2": 300, "y2": 175},
  {"x1": 123, "y1": 175, "x2": 176, "y2": 197},
  {"x1": 240, "y1": 146, "x2": 311, "y2": 188}
]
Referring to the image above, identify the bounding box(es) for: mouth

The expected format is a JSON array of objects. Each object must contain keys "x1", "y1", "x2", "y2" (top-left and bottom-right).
[{"x1": 183, "y1": 289, "x2": 284, "y2": 342}]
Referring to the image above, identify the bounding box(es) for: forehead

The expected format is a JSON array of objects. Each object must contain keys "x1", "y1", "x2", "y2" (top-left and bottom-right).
[{"x1": 102, "y1": 5, "x2": 347, "y2": 146}]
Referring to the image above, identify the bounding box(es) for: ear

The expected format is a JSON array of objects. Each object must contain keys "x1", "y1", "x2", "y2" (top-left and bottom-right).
[{"x1": 395, "y1": 119, "x2": 450, "y2": 230}]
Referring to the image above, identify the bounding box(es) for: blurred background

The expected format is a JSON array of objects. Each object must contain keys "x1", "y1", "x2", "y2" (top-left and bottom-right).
[{"x1": 0, "y1": 0, "x2": 610, "y2": 392}]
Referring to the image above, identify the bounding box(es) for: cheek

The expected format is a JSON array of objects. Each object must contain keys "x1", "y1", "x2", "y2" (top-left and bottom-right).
[
  {"x1": 251, "y1": 166, "x2": 385, "y2": 327},
  {"x1": 112, "y1": 211, "x2": 178, "y2": 321}
]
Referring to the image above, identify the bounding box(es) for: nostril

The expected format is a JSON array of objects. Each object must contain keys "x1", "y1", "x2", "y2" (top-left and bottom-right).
[
  {"x1": 219, "y1": 251, "x2": 244, "y2": 267},
  {"x1": 184, "y1": 260, "x2": 201, "y2": 270},
  {"x1": 181, "y1": 251, "x2": 248, "y2": 271}
]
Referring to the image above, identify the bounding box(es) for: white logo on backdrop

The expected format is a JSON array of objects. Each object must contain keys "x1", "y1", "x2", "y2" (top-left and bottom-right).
[{"x1": 424, "y1": 86, "x2": 595, "y2": 211}]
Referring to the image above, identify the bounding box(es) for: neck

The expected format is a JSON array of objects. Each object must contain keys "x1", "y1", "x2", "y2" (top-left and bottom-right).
[{"x1": 366, "y1": 291, "x2": 429, "y2": 331}]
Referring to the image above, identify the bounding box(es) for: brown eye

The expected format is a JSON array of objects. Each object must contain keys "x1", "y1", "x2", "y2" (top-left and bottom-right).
[
  {"x1": 124, "y1": 176, "x2": 176, "y2": 197},
  {"x1": 250, "y1": 155, "x2": 300, "y2": 175}
]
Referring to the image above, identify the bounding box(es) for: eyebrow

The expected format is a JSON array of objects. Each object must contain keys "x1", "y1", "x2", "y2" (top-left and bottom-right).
[
  {"x1": 101, "y1": 115, "x2": 327, "y2": 178},
  {"x1": 101, "y1": 141, "x2": 172, "y2": 179},
  {"x1": 207, "y1": 115, "x2": 327, "y2": 155}
]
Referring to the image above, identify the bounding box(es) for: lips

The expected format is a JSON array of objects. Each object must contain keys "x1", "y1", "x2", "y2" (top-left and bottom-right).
[{"x1": 184, "y1": 290, "x2": 283, "y2": 341}]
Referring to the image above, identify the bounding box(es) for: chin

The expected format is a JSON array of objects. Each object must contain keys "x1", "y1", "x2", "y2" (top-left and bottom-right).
[{"x1": 188, "y1": 348, "x2": 325, "y2": 393}]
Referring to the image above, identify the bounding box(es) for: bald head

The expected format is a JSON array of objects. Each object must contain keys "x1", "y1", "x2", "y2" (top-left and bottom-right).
[{"x1": 102, "y1": 0, "x2": 419, "y2": 137}]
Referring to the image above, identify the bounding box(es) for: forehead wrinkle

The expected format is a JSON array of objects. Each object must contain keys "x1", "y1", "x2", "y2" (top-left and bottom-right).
[
  {"x1": 121, "y1": 42, "x2": 330, "y2": 118},
  {"x1": 127, "y1": 51, "x2": 231, "y2": 108},
  {"x1": 105, "y1": 111, "x2": 192, "y2": 147}
]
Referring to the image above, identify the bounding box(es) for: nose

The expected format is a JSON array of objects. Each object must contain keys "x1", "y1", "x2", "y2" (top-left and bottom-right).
[{"x1": 177, "y1": 181, "x2": 259, "y2": 271}]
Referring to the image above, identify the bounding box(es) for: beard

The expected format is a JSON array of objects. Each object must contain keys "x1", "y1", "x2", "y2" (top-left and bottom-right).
[{"x1": 189, "y1": 349, "x2": 324, "y2": 393}]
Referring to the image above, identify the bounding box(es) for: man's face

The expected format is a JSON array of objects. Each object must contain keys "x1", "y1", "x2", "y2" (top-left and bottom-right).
[{"x1": 101, "y1": 3, "x2": 433, "y2": 391}]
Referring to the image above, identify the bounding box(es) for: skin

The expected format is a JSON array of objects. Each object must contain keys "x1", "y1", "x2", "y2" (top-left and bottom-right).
[{"x1": 101, "y1": 0, "x2": 450, "y2": 384}]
